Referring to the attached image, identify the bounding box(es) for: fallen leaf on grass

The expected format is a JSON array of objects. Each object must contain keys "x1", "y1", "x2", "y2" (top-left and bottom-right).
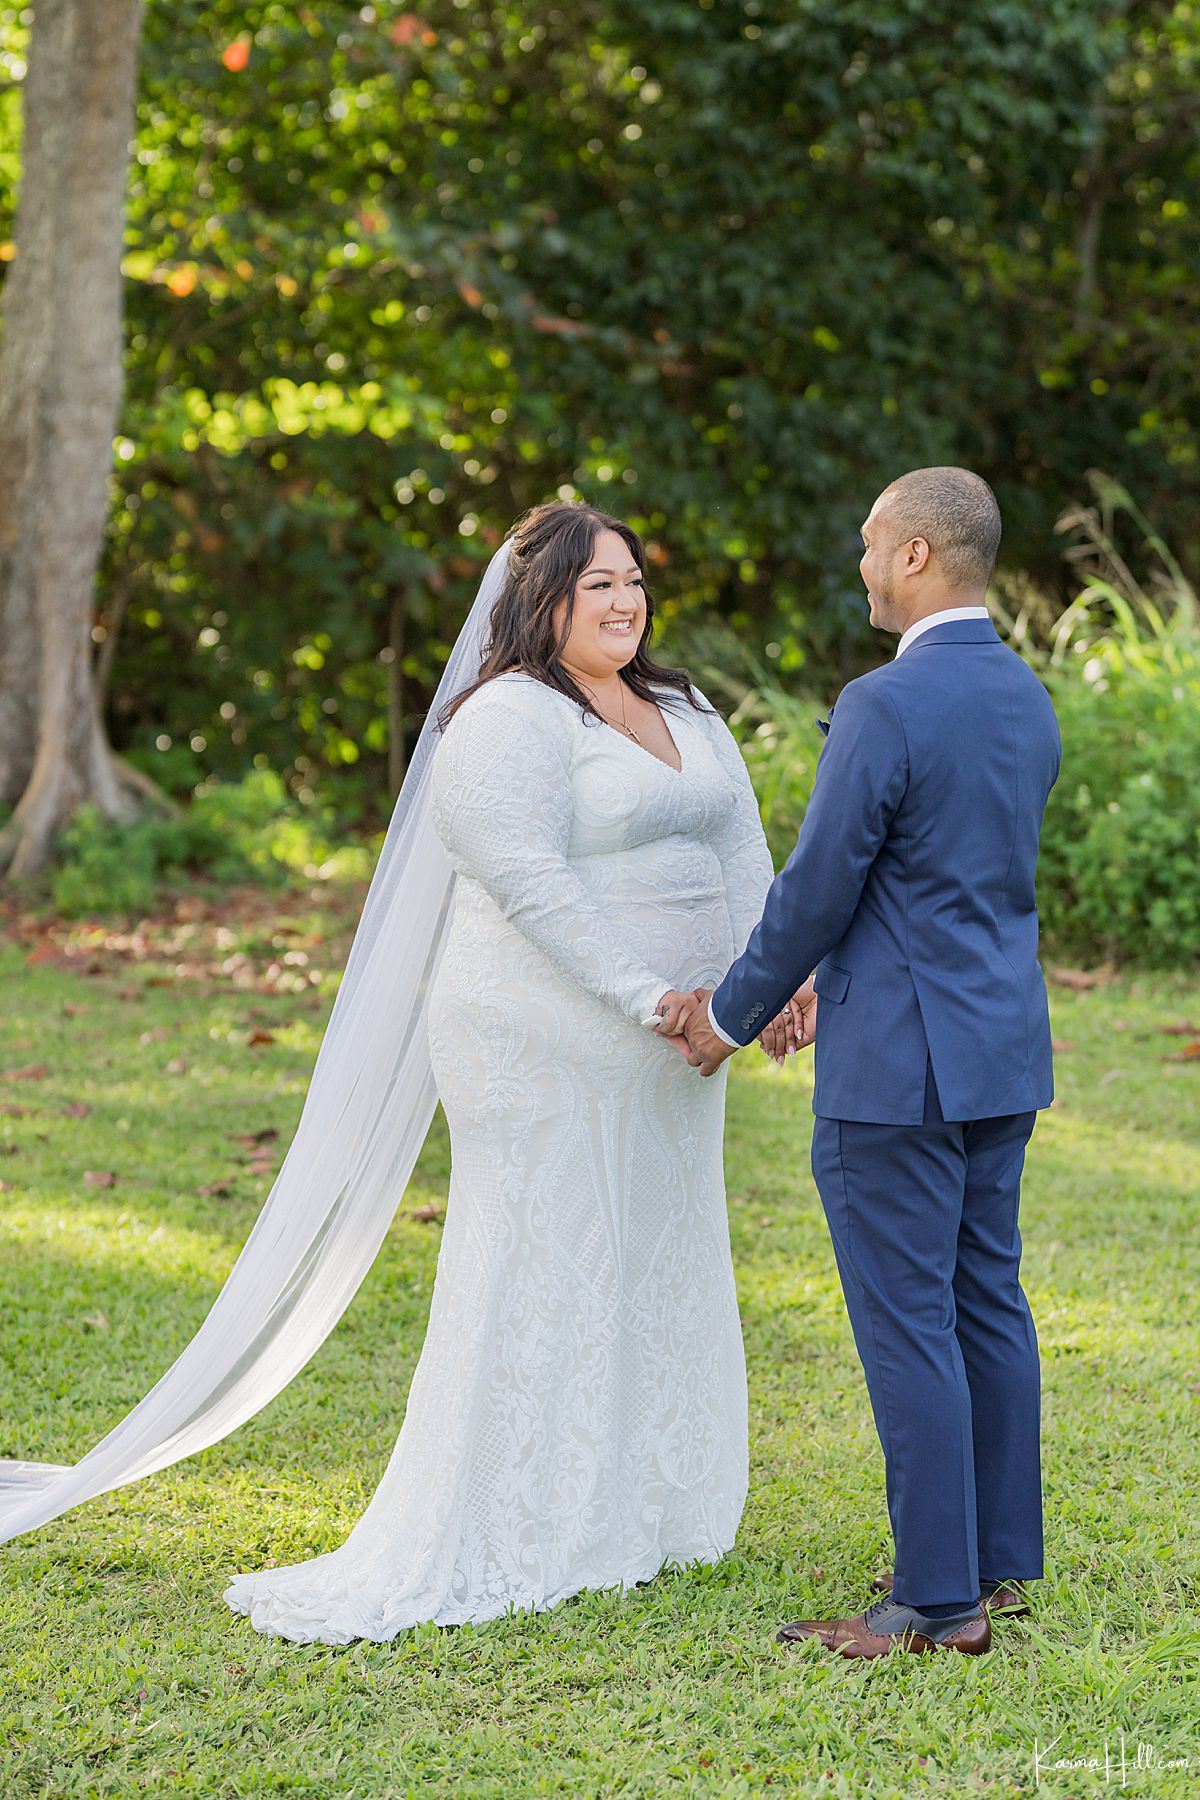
[
  {"x1": 25, "y1": 943, "x2": 69, "y2": 967},
  {"x1": 233, "y1": 1128, "x2": 278, "y2": 1149},
  {"x1": 139, "y1": 1027, "x2": 168, "y2": 1046},
  {"x1": 1159, "y1": 1022, "x2": 1200, "y2": 1037},
  {"x1": 1164, "y1": 1040, "x2": 1200, "y2": 1063},
  {"x1": 61, "y1": 1101, "x2": 91, "y2": 1119},
  {"x1": 1052, "y1": 1039, "x2": 1076, "y2": 1053},
  {"x1": 1048, "y1": 967, "x2": 1112, "y2": 990},
  {"x1": 0, "y1": 1179, "x2": 14, "y2": 1192},
  {"x1": 61, "y1": 1002, "x2": 89, "y2": 1018},
  {"x1": 166, "y1": 1056, "x2": 187, "y2": 1075},
  {"x1": 80, "y1": 1312, "x2": 109, "y2": 1331},
  {"x1": 197, "y1": 1181, "x2": 234, "y2": 1198},
  {"x1": 0, "y1": 1064, "x2": 49, "y2": 1081},
  {"x1": 407, "y1": 1204, "x2": 444, "y2": 1224},
  {"x1": 245, "y1": 1027, "x2": 275, "y2": 1047},
  {"x1": 83, "y1": 1170, "x2": 118, "y2": 1188},
  {"x1": 245, "y1": 1157, "x2": 278, "y2": 1177},
  {"x1": 0, "y1": 1103, "x2": 35, "y2": 1117}
]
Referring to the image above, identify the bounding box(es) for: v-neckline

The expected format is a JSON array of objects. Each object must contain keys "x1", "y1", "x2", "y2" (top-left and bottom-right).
[
  {"x1": 509, "y1": 673, "x2": 687, "y2": 776},
  {"x1": 604, "y1": 697, "x2": 684, "y2": 776}
]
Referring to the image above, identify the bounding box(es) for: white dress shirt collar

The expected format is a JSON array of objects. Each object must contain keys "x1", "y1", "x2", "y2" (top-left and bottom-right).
[{"x1": 894, "y1": 606, "x2": 991, "y2": 659}]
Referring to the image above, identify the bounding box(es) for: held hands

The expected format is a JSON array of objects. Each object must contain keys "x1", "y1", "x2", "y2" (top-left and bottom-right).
[
  {"x1": 652, "y1": 988, "x2": 733, "y2": 1077},
  {"x1": 652, "y1": 977, "x2": 818, "y2": 1077},
  {"x1": 651, "y1": 990, "x2": 708, "y2": 1066},
  {"x1": 758, "y1": 977, "x2": 818, "y2": 1065}
]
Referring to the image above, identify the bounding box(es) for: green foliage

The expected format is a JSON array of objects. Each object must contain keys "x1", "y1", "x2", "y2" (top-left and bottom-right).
[
  {"x1": 49, "y1": 773, "x2": 373, "y2": 916},
  {"x1": 2, "y1": 932, "x2": 1198, "y2": 1795},
  {"x1": 1041, "y1": 648, "x2": 1200, "y2": 965},
  {"x1": 5, "y1": 1, "x2": 1199, "y2": 813},
  {"x1": 50, "y1": 806, "x2": 165, "y2": 918},
  {"x1": 187, "y1": 766, "x2": 371, "y2": 883},
  {"x1": 733, "y1": 693, "x2": 823, "y2": 871},
  {"x1": 1035, "y1": 486, "x2": 1200, "y2": 964}
]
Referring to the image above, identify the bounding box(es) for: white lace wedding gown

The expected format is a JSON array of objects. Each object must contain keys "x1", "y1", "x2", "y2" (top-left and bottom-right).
[{"x1": 223, "y1": 671, "x2": 774, "y2": 1642}]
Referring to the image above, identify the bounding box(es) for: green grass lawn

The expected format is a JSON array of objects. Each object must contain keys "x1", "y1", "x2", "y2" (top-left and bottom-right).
[{"x1": 1, "y1": 893, "x2": 1197, "y2": 1798}]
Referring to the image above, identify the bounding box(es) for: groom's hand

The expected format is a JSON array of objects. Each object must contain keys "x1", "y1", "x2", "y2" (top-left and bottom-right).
[{"x1": 681, "y1": 986, "x2": 736, "y2": 1078}]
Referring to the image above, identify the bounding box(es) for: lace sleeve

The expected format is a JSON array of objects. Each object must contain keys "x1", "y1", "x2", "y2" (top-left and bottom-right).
[
  {"x1": 430, "y1": 682, "x2": 673, "y2": 1024},
  {"x1": 691, "y1": 691, "x2": 776, "y2": 956}
]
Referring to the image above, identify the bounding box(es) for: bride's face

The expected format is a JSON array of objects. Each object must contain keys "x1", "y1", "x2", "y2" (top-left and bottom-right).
[{"x1": 553, "y1": 528, "x2": 646, "y2": 681}]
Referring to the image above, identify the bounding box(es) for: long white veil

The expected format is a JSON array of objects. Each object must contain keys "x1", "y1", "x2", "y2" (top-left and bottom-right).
[{"x1": 0, "y1": 540, "x2": 512, "y2": 1545}]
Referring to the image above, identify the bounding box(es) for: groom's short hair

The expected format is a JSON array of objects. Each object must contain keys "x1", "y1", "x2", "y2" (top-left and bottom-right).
[{"x1": 880, "y1": 467, "x2": 1001, "y2": 591}]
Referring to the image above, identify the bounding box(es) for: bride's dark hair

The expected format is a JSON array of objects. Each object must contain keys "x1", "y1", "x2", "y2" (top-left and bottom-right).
[{"x1": 437, "y1": 501, "x2": 711, "y2": 731}]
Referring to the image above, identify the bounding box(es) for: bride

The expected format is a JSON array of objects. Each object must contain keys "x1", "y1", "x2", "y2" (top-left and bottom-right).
[{"x1": 1, "y1": 500, "x2": 791, "y2": 1644}]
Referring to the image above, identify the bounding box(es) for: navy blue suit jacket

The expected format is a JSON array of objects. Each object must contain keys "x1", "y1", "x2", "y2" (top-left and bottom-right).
[{"x1": 711, "y1": 618, "x2": 1062, "y2": 1124}]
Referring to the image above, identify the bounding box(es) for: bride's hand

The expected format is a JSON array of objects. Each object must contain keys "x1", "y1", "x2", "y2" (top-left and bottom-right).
[
  {"x1": 758, "y1": 1005, "x2": 800, "y2": 1064},
  {"x1": 758, "y1": 978, "x2": 818, "y2": 1065},
  {"x1": 651, "y1": 989, "x2": 702, "y2": 1064}
]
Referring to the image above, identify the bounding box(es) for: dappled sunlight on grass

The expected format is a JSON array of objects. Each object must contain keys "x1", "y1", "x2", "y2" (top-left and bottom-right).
[
  {"x1": 1034, "y1": 1112, "x2": 1198, "y2": 1195},
  {"x1": 1, "y1": 916, "x2": 1197, "y2": 1797},
  {"x1": 2, "y1": 1201, "x2": 243, "y2": 1280}
]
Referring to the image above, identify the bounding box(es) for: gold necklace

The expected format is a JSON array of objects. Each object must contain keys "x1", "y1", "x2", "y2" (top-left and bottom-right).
[
  {"x1": 612, "y1": 683, "x2": 642, "y2": 744},
  {"x1": 580, "y1": 676, "x2": 641, "y2": 744}
]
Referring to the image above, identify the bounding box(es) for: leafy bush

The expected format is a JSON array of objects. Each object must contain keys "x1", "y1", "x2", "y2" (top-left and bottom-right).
[
  {"x1": 51, "y1": 807, "x2": 166, "y2": 918},
  {"x1": 50, "y1": 771, "x2": 373, "y2": 918},
  {"x1": 1039, "y1": 641, "x2": 1200, "y2": 963},
  {"x1": 1033, "y1": 482, "x2": 1200, "y2": 964}
]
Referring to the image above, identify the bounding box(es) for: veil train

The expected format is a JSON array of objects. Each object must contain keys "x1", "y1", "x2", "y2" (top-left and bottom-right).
[{"x1": 0, "y1": 541, "x2": 511, "y2": 1545}]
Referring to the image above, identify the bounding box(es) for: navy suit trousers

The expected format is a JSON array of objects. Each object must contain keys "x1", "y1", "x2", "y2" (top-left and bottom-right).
[{"x1": 810, "y1": 1064, "x2": 1044, "y2": 1608}]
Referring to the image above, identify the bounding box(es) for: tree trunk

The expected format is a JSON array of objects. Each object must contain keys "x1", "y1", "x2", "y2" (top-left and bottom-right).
[{"x1": 0, "y1": 0, "x2": 145, "y2": 874}]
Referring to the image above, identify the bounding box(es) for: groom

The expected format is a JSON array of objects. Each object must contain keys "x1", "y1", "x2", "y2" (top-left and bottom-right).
[{"x1": 669, "y1": 466, "x2": 1060, "y2": 1658}]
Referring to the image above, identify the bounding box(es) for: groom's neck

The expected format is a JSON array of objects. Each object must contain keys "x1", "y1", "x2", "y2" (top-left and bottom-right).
[{"x1": 891, "y1": 586, "x2": 989, "y2": 637}]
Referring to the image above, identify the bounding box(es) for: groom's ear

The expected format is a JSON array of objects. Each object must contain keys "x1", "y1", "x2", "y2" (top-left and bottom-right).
[{"x1": 904, "y1": 535, "x2": 932, "y2": 574}]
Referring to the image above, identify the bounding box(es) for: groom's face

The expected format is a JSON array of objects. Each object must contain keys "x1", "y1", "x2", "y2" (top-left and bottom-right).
[{"x1": 859, "y1": 497, "x2": 902, "y2": 629}]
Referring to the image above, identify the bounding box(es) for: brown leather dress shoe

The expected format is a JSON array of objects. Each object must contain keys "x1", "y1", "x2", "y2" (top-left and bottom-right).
[
  {"x1": 869, "y1": 1569, "x2": 1031, "y2": 1616},
  {"x1": 777, "y1": 1598, "x2": 991, "y2": 1659}
]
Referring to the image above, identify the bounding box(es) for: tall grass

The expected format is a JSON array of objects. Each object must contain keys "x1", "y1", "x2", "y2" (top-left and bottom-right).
[{"x1": 1032, "y1": 476, "x2": 1200, "y2": 965}]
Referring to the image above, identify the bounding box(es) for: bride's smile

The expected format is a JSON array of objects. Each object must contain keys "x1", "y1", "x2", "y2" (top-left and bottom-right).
[{"x1": 553, "y1": 527, "x2": 648, "y2": 679}]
